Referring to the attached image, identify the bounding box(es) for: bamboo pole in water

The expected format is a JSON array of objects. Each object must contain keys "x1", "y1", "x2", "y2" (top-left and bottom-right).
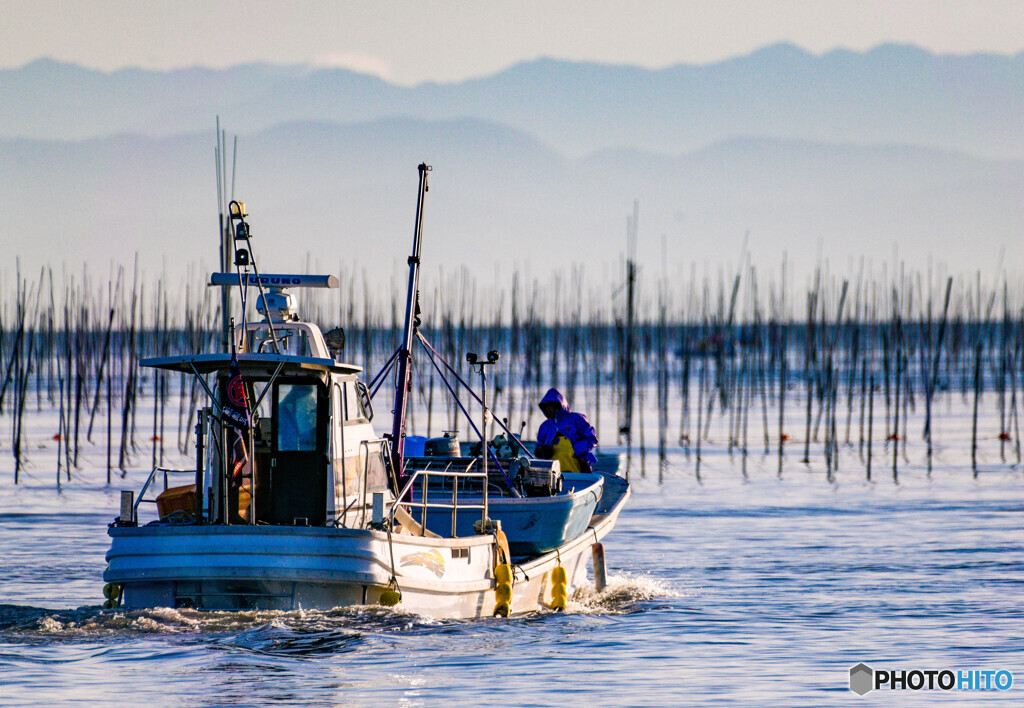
[
  {"x1": 925, "y1": 278, "x2": 953, "y2": 473},
  {"x1": 8, "y1": 256, "x2": 1024, "y2": 484}
]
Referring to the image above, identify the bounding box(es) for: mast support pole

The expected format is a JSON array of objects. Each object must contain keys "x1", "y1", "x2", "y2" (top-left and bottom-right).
[{"x1": 390, "y1": 163, "x2": 431, "y2": 481}]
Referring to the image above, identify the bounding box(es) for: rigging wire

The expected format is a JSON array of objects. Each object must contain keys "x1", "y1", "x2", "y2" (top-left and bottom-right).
[{"x1": 415, "y1": 336, "x2": 520, "y2": 494}]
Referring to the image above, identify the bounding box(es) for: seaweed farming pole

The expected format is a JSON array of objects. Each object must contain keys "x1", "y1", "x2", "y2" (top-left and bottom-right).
[
  {"x1": 390, "y1": 163, "x2": 430, "y2": 479},
  {"x1": 802, "y1": 274, "x2": 819, "y2": 464},
  {"x1": 925, "y1": 277, "x2": 953, "y2": 472},
  {"x1": 620, "y1": 201, "x2": 639, "y2": 448},
  {"x1": 657, "y1": 285, "x2": 668, "y2": 469},
  {"x1": 891, "y1": 286, "x2": 903, "y2": 481}
]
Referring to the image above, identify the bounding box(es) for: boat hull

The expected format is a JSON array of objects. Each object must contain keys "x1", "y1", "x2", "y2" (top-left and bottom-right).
[{"x1": 104, "y1": 485, "x2": 629, "y2": 618}]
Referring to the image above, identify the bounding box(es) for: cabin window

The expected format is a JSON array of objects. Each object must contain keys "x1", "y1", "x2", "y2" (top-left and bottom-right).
[
  {"x1": 343, "y1": 381, "x2": 369, "y2": 423},
  {"x1": 294, "y1": 330, "x2": 310, "y2": 356},
  {"x1": 276, "y1": 383, "x2": 318, "y2": 451},
  {"x1": 250, "y1": 327, "x2": 311, "y2": 356},
  {"x1": 251, "y1": 382, "x2": 273, "y2": 446}
]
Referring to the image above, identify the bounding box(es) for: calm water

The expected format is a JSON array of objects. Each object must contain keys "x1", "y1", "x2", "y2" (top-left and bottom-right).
[{"x1": 1, "y1": 441, "x2": 1021, "y2": 707}]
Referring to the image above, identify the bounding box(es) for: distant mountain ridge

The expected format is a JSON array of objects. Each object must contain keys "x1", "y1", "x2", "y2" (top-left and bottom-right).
[
  {"x1": 4, "y1": 44, "x2": 1024, "y2": 159},
  {"x1": 2, "y1": 120, "x2": 1021, "y2": 285}
]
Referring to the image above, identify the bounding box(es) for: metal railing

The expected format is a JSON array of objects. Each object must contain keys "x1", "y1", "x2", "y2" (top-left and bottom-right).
[
  {"x1": 131, "y1": 466, "x2": 197, "y2": 524},
  {"x1": 390, "y1": 458, "x2": 488, "y2": 537}
]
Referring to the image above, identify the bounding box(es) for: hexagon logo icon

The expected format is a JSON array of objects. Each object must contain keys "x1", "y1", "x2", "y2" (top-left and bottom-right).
[{"x1": 849, "y1": 663, "x2": 874, "y2": 695}]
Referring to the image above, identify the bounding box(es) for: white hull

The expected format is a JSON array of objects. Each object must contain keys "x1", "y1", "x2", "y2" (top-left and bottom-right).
[{"x1": 106, "y1": 488, "x2": 628, "y2": 618}]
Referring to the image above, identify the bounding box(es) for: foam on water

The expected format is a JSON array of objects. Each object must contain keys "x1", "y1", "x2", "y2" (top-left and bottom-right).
[
  {"x1": 567, "y1": 571, "x2": 683, "y2": 615},
  {"x1": 0, "y1": 603, "x2": 447, "y2": 641},
  {"x1": 1, "y1": 575, "x2": 678, "y2": 643}
]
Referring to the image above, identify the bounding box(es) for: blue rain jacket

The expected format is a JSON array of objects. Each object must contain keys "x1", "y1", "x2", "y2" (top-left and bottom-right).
[{"x1": 536, "y1": 388, "x2": 598, "y2": 466}]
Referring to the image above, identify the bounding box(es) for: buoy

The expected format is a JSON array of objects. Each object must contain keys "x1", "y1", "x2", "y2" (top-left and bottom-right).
[
  {"x1": 103, "y1": 583, "x2": 121, "y2": 600},
  {"x1": 591, "y1": 542, "x2": 607, "y2": 592},
  {"x1": 493, "y1": 563, "x2": 513, "y2": 617},
  {"x1": 102, "y1": 598, "x2": 117, "y2": 610},
  {"x1": 550, "y1": 565, "x2": 567, "y2": 610},
  {"x1": 380, "y1": 580, "x2": 402, "y2": 607}
]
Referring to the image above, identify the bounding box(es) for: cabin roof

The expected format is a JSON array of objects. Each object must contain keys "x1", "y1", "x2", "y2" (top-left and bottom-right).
[{"x1": 140, "y1": 352, "x2": 363, "y2": 376}]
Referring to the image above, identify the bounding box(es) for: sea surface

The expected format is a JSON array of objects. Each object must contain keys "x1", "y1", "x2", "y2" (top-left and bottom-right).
[{"x1": 1, "y1": 416, "x2": 1022, "y2": 705}]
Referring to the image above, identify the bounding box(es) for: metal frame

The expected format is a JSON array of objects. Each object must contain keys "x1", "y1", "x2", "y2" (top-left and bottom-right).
[
  {"x1": 132, "y1": 466, "x2": 198, "y2": 524},
  {"x1": 390, "y1": 459, "x2": 488, "y2": 537}
]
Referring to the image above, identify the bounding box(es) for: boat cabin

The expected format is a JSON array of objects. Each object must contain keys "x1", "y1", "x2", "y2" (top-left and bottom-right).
[{"x1": 139, "y1": 275, "x2": 392, "y2": 530}]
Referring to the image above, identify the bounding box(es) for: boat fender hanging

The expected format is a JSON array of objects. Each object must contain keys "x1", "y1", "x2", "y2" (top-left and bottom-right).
[
  {"x1": 592, "y1": 542, "x2": 607, "y2": 592},
  {"x1": 551, "y1": 565, "x2": 568, "y2": 610},
  {"x1": 102, "y1": 582, "x2": 123, "y2": 610},
  {"x1": 380, "y1": 579, "x2": 402, "y2": 607},
  {"x1": 493, "y1": 563, "x2": 513, "y2": 617}
]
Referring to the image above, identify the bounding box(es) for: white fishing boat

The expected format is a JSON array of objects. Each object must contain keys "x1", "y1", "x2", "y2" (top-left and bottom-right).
[{"x1": 104, "y1": 164, "x2": 629, "y2": 618}]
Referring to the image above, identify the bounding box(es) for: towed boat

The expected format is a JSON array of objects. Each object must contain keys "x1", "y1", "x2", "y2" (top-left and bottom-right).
[{"x1": 104, "y1": 164, "x2": 629, "y2": 617}]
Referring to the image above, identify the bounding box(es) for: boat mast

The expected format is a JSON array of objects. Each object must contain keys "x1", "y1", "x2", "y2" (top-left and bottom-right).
[
  {"x1": 216, "y1": 119, "x2": 233, "y2": 351},
  {"x1": 390, "y1": 163, "x2": 431, "y2": 478}
]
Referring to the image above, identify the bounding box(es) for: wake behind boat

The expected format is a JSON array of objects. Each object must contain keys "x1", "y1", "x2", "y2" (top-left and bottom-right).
[{"x1": 103, "y1": 164, "x2": 629, "y2": 618}]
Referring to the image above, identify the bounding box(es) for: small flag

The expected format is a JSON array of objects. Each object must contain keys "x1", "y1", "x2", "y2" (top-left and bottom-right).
[{"x1": 222, "y1": 353, "x2": 250, "y2": 481}]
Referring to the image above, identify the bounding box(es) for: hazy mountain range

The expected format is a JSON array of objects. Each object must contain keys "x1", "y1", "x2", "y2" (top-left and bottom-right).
[{"x1": 2, "y1": 44, "x2": 1022, "y2": 291}]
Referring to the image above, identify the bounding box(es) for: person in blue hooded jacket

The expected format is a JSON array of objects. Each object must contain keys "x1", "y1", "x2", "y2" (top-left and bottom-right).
[{"x1": 536, "y1": 388, "x2": 598, "y2": 473}]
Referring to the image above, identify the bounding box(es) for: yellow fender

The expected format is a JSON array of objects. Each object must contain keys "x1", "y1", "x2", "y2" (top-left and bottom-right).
[
  {"x1": 380, "y1": 579, "x2": 402, "y2": 607},
  {"x1": 550, "y1": 565, "x2": 568, "y2": 610},
  {"x1": 492, "y1": 529, "x2": 514, "y2": 617},
  {"x1": 493, "y1": 563, "x2": 513, "y2": 617}
]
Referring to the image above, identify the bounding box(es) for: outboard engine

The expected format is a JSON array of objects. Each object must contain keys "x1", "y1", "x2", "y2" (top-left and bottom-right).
[{"x1": 512, "y1": 458, "x2": 562, "y2": 496}]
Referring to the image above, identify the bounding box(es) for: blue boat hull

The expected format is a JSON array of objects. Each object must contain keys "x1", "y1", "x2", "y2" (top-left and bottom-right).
[{"x1": 419, "y1": 472, "x2": 604, "y2": 556}]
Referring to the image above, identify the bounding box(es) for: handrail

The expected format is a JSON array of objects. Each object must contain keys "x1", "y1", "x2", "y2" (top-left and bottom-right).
[
  {"x1": 354, "y1": 437, "x2": 391, "y2": 527},
  {"x1": 132, "y1": 466, "x2": 195, "y2": 523},
  {"x1": 389, "y1": 460, "x2": 487, "y2": 537}
]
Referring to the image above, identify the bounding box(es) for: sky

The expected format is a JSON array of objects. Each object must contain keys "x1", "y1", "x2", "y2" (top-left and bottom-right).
[
  {"x1": 3, "y1": 0, "x2": 1024, "y2": 84},
  {"x1": 3, "y1": 0, "x2": 1023, "y2": 292}
]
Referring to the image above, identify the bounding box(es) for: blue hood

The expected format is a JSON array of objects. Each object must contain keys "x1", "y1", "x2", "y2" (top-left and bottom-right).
[{"x1": 540, "y1": 388, "x2": 569, "y2": 413}]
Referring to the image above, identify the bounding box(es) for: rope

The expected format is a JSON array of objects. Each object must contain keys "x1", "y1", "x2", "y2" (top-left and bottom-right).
[
  {"x1": 367, "y1": 347, "x2": 401, "y2": 399},
  {"x1": 415, "y1": 334, "x2": 520, "y2": 494},
  {"x1": 417, "y1": 333, "x2": 532, "y2": 456}
]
